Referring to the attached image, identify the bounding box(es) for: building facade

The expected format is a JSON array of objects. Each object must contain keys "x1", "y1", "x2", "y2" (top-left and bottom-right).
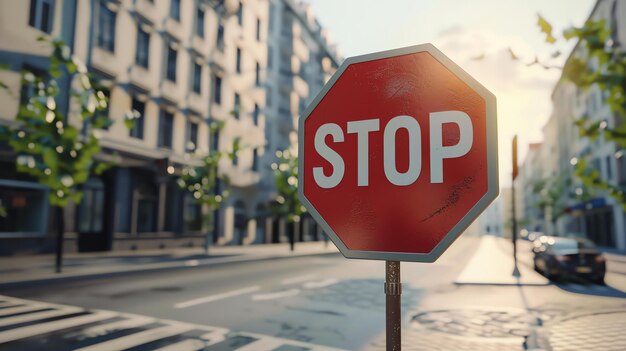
[
  {"x1": 521, "y1": 0, "x2": 626, "y2": 250},
  {"x1": 0, "y1": 0, "x2": 339, "y2": 255}
]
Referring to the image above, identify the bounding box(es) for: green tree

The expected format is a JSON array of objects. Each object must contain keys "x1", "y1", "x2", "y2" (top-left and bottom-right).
[
  {"x1": 176, "y1": 121, "x2": 232, "y2": 254},
  {"x1": 0, "y1": 37, "x2": 132, "y2": 272},
  {"x1": 536, "y1": 16, "x2": 626, "y2": 209},
  {"x1": 271, "y1": 148, "x2": 306, "y2": 251}
]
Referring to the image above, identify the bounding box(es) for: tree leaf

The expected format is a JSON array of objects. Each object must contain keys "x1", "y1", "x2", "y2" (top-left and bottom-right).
[{"x1": 537, "y1": 14, "x2": 557, "y2": 44}]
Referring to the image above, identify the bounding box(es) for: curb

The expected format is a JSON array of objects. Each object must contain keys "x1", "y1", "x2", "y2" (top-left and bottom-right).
[{"x1": 0, "y1": 250, "x2": 340, "y2": 290}]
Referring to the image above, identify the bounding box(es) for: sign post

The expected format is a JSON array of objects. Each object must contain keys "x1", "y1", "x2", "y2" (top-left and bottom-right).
[
  {"x1": 511, "y1": 135, "x2": 520, "y2": 277},
  {"x1": 385, "y1": 261, "x2": 401, "y2": 350},
  {"x1": 299, "y1": 44, "x2": 498, "y2": 350}
]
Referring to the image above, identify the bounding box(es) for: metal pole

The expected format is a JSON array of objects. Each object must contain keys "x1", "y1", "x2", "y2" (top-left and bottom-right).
[
  {"x1": 385, "y1": 260, "x2": 401, "y2": 351},
  {"x1": 512, "y1": 177, "x2": 520, "y2": 277},
  {"x1": 55, "y1": 206, "x2": 65, "y2": 273}
]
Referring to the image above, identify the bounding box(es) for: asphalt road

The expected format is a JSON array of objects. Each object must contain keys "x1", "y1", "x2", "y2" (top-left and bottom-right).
[
  {"x1": 0, "y1": 236, "x2": 481, "y2": 350},
  {"x1": 3, "y1": 236, "x2": 626, "y2": 350}
]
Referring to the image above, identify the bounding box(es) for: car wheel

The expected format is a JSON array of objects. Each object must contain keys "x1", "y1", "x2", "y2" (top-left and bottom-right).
[{"x1": 593, "y1": 277, "x2": 605, "y2": 285}]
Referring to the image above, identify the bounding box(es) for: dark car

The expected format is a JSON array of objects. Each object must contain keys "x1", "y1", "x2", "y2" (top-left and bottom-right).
[{"x1": 532, "y1": 236, "x2": 606, "y2": 284}]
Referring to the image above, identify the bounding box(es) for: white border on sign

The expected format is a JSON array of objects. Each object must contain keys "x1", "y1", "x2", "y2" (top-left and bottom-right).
[{"x1": 297, "y1": 43, "x2": 499, "y2": 263}]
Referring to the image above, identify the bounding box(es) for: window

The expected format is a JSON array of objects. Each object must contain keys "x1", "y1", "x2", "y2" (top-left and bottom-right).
[
  {"x1": 166, "y1": 44, "x2": 177, "y2": 82},
  {"x1": 256, "y1": 18, "x2": 261, "y2": 41},
  {"x1": 232, "y1": 150, "x2": 239, "y2": 166},
  {"x1": 192, "y1": 61, "x2": 202, "y2": 94},
  {"x1": 237, "y1": 2, "x2": 243, "y2": 26},
  {"x1": 20, "y1": 65, "x2": 47, "y2": 107},
  {"x1": 266, "y1": 86, "x2": 272, "y2": 106},
  {"x1": 252, "y1": 148, "x2": 259, "y2": 171},
  {"x1": 196, "y1": 7, "x2": 205, "y2": 37},
  {"x1": 234, "y1": 93, "x2": 241, "y2": 119},
  {"x1": 129, "y1": 97, "x2": 145, "y2": 139},
  {"x1": 0, "y1": 184, "x2": 47, "y2": 235},
  {"x1": 216, "y1": 23, "x2": 225, "y2": 50},
  {"x1": 184, "y1": 194, "x2": 202, "y2": 231},
  {"x1": 170, "y1": 0, "x2": 180, "y2": 21},
  {"x1": 29, "y1": 0, "x2": 54, "y2": 33},
  {"x1": 210, "y1": 122, "x2": 220, "y2": 153},
  {"x1": 606, "y1": 156, "x2": 613, "y2": 181},
  {"x1": 76, "y1": 178, "x2": 105, "y2": 233},
  {"x1": 255, "y1": 62, "x2": 261, "y2": 86},
  {"x1": 187, "y1": 120, "x2": 198, "y2": 152},
  {"x1": 213, "y1": 76, "x2": 222, "y2": 104},
  {"x1": 158, "y1": 110, "x2": 174, "y2": 148},
  {"x1": 267, "y1": 45, "x2": 273, "y2": 68},
  {"x1": 97, "y1": 1, "x2": 116, "y2": 52},
  {"x1": 253, "y1": 104, "x2": 259, "y2": 125},
  {"x1": 236, "y1": 48, "x2": 242, "y2": 73},
  {"x1": 135, "y1": 23, "x2": 150, "y2": 68}
]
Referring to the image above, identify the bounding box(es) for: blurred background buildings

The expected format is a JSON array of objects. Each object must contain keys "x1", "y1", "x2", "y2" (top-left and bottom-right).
[
  {"x1": 513, "y1": 0, "x2": 626, "y2": 250},
  {"x1": 2, "y1": 0, "x2": 626, "y2": 256},
  {"x1": 0, "y1": 0, "x2": 339, "y2": 254}
]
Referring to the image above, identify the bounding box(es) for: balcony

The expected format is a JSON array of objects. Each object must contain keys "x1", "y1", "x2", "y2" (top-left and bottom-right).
[
  {"x1": 129, "y1": 65, "x2": 157, "y2": 92},
  {"x1": 188, "y1": 92, "x2": 209, "y2": 116},
  {"x1": 164, "y1": 18, "x2": 183, "y2": 41},
  {"x1": 225, "y1": 165, "x2": 261, "y2": 188},
  {"x1": 293, "y1": 37, "x2": 309, "y2": 62},
  {"x1": 160, "y1": 79, "x2": 183, "y2": 104},
  {"x1": 191, "y1": 36, "x2": 210, "y2": 58},
  {"x1": 91, "y1": 47, "x2": 122, "y2": 77},
  {"x1": 292, "y1": 75, "x2": 308, "y2": 98},
  {"x1": 134, "y1": 0, "x2": 157, "y2": 23}
]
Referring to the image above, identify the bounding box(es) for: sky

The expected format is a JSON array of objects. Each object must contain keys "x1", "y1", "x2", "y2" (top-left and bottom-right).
[{"x1": 306, "y1": 0, "x2": 596, "y2": 187}]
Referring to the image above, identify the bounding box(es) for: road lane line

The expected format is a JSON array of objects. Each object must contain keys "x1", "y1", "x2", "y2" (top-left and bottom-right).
[
  {"x1": 0, "y1": 304, "x2": 47, "y2": 317},
  {"x1": 303, "y1": 278, "x2": 339, "y2": 289},
  {"x1": 281, "y1": 274, "x2": 317, "y2": 285},
  {"x1": 0, "y1": 310, "x2": 116, "y2": 343},
  {"x1": 74, "y1": 324, "x2": 194, "y2": 351},
  {"x1": 251, "y1": 289, "x2": 300, "y2": 301},
  {"x1": 174, "y1": 286, "x2": 260, "y2": 309},
  {"x1": 0, "y1": 307, "x2": 82, "y2": 327}
]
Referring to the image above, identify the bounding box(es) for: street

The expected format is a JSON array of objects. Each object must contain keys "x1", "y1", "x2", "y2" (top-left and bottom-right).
[{"x1": 1, "y1": 236, "x2": 626, "y2": 350}]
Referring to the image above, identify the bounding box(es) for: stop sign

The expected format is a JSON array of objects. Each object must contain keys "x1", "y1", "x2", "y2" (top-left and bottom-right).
[{"x1": 298, "y1": 44, "x2": 498, "y2": 262}]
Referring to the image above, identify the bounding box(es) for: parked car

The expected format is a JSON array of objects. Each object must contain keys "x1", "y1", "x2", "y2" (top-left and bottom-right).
[
  {"x1": 532, "y1": 236, "x2": 606, "y2": 284},
  {"x1": 526, "y1": 231, "x2": 544, "y2": 242}
]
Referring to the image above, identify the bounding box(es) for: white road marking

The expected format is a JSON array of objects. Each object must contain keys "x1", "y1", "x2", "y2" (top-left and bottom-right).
[
  {"x1": 75, "y1": 323, "x2": 194, "y2": 351},
  {"x1": 0, "y1": 304, "x2": 46, "y2": 317},
  {"x1": 78, "y1": 315, "x2": 155, "y2": 338},
  {"x1": 174, "y1": 286, "x2": 260, "y2": 309},
  {"x1": 151, "y1": 339, "x2": 208, "y2": 351},
  {"x1": 281, "y1": 274, "x2": 317, "y2": 285},
  {"x1": 251, "y1": 289, "x2": 300, "y2": 301},
  {"x1": 0, "y1": 301, "x2": 20, "y2": 308},
  {"x1": 0, "y1": 294, "x2": 351, "y2": 351},
  {"x1": 184, "y1": 260, "x2": 200, "y2": 267},
  {"x1": 0, "y1": 306, "x2": 82, "y2": 327},
  {"x1": 234, "y1": 338, "x2": 283, "y2": 351},
  {"x1": 0, "y1": 310, "x2": 116, "y2": 343},
  {"x1": 303, "y1": 278, "x2": 339, "y2": 289}
]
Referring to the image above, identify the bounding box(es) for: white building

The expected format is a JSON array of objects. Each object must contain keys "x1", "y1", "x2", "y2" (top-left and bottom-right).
[
  {"x1": 524, "y1": 0, "x2": 626, "y2": 250},
  {"x1": 0, "y1": 0, "x2": 339, "y2": 254}
]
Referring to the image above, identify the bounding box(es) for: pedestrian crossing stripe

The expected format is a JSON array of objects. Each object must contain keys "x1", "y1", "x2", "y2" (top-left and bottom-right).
[{"x1": 0, "y1": 295, "x2": 347, "y2": 351}]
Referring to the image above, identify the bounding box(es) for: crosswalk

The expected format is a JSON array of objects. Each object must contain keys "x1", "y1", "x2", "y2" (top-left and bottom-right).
[{"x1": 0, "y1": 295, "x2": 346, "y2": 351}]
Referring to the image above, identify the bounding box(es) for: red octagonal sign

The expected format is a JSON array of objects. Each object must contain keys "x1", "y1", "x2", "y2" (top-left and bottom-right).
[{"x1": 298, "y1": 44, "x2": 498, "y2": 262}]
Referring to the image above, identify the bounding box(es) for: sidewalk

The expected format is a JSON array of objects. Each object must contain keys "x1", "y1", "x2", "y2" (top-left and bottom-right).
[
  {"x1": 454, "y1": 235, "x2": 549, "y2": 285},
  {"x1": 0, "y1": 241, "x2": 339, "y2": 287}
]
